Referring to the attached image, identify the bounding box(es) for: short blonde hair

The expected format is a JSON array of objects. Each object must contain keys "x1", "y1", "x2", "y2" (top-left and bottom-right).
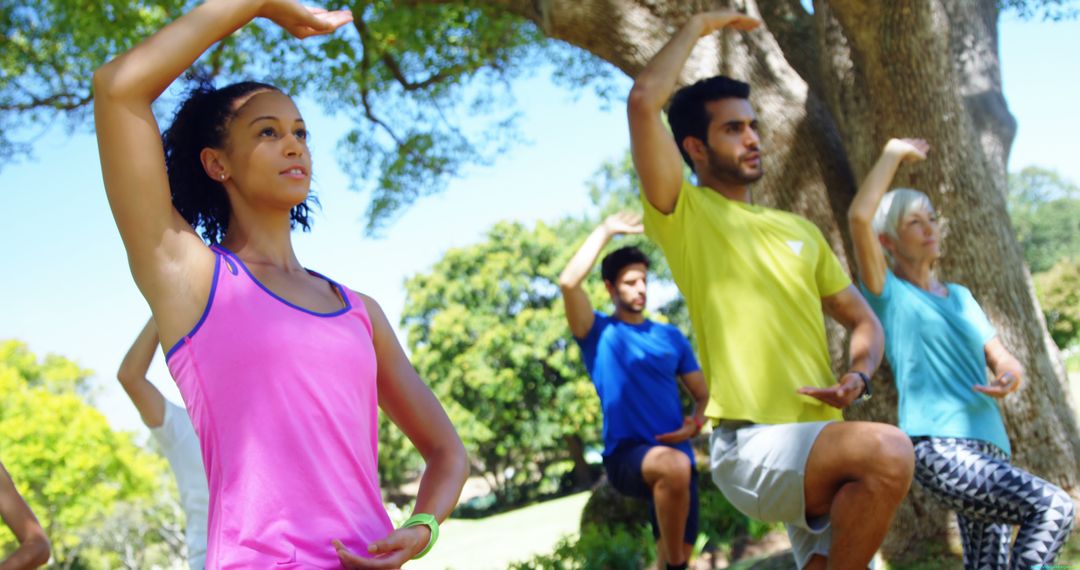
[{"x1": 872, "y1": 188, "x2": 934, "y2": 241}]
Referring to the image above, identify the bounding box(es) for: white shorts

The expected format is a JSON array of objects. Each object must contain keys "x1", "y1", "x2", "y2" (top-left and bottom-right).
[{"x1": 710, "y1": 421, "x2": 833, "y2": 569}]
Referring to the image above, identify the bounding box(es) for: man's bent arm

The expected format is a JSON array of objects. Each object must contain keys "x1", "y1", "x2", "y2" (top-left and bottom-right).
[
  {"x1": 824, "y1": 286, "x2": 885, "y2": 382},
  {"x1": 799, "y1": 286, "x2": 884, "y2": 408},
  {"x1": 680, "y1": 370, "x2": 709, "y2": 424},
  {"x1": 117, "y1": 318, "x2": 167, "y2": 428}
]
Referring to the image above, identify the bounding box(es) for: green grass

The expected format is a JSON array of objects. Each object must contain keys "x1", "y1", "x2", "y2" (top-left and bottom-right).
[
  {"x1": 409, "y1": 491, "x2": 590, "y2": 570},
  {"x1": 1060, "y1": 529, "x2": 1080, "y2": 564},
  {"x1": 412, "y1": 490, "x2": 1080, "y2": 569},
  {"x1": 407, "y1": 356, "x2": 1079, "y2": 569}
]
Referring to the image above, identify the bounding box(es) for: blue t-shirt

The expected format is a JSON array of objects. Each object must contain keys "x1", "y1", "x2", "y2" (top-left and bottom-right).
[
  {"x1": 575, "y1": 312, "x2": 702, "y2": 462},
  {"x1": 861, "y1": 270, "x2": 1010, "y2": 455}
]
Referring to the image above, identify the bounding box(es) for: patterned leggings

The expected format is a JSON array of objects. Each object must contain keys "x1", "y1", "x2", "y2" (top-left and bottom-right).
[{"x1": 913, "y1": 437, "x2": 1075, "y2": 570}]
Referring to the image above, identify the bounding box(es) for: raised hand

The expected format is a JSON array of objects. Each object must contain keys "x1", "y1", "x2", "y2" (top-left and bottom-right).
[
  {"x1": 602, "y1": 212, "x2": 644, "y2": 236},
  {"x1": 974, "y1": 371, "x2": 1021, "y2": 399},
  {"x1": 258, "y1": 1, "x2": 353, "y2": 39},
  {"x1": 797, "y1": 372, "x2": 865, "y2": 409},
  {"x1": 696, "y1": 10, "x2": 762, "y2": 35},
  {"x1": 333, "y1": 526, "x2": 429, "y2": 569},
  {"x1": 884, "y1": 138, "x2": 930, "y2": 163}
]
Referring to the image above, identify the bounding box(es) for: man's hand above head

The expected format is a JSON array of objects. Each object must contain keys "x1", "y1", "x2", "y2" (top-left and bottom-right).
[
  {"x1": 601, "y1": 212, "x2": 644, "y2": 237},
  {"x1": 693, "y1": 10, "x2": 762, "y2": 36}
]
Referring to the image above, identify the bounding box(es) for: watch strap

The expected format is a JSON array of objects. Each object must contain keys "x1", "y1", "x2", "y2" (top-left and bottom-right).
[
  {"x1": 402, "y1": 513, "x2": 439, "y2": 559},
  {"x1": 851, "y1": 371, "x2": 872, "y2": 401}
]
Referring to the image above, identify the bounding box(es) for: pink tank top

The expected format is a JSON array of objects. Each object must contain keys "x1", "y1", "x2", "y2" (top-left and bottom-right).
[{"x1": 165, "y1": 245, "x2": 393, "y2": 568}]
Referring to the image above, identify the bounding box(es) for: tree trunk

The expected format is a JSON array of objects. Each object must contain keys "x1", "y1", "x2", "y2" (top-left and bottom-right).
[
  {"x1": 564, "y1": 434, "x2": 597, "y2": 489},
  {"x1": 425, "y1": 0, "x2": 1080, "y2": 562}
]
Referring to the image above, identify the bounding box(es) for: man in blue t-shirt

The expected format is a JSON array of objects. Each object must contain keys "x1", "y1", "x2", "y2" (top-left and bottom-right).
[{"x1": 558, "y1": 212, "x2": 708, "y2": 570}]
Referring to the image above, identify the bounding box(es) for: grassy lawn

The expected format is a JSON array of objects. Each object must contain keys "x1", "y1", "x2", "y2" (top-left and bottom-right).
[
  {"x1": 413, "y1": 372, "x2": 1080, "y2": 570},
  {"x1": 409, "y1": 491, "x2": 590, "y2": 570},
  {"x1": 409, "y1": 488, "x2": 1080, "y2": 569}
]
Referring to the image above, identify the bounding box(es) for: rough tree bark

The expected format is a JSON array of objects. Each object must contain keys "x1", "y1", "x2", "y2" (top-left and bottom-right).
[{"x1": 417, "y1": 0, "x2": 1080, "y2": 562}]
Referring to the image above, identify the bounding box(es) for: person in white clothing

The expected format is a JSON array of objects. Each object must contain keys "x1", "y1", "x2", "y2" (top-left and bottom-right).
[{"x1": 117, "y1": 318, "x2": 209, "y2": 570}]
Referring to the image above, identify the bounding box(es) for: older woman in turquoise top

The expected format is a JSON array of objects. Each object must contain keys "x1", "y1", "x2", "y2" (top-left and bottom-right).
[{"x1": 847, "y1": 138, "x2": 1073, "y2": 569}]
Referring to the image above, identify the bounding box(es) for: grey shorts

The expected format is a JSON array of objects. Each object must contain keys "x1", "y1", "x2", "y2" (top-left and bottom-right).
[{"x1": 709, "y1": 421, "x2": 833, "y2": 569}]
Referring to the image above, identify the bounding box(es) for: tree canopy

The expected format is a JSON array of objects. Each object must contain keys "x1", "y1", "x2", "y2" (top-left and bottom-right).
[
  {"x1": 0, "y1": 0, "x2": 614, "y2": 232},
  {"x1": 0, "y1": 341, "x2": 184, "y2": 568},
  {"x1": 1008, "y1": 166, "x2": 1080, "y2": 273}
]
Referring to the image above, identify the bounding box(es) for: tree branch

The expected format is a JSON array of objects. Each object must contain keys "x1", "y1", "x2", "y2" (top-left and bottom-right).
[
  {"x1": 757, "y1": 0, "x2": 821, "y2": 92},
  {"x1": 352, "y1": 11, "x2": 463, "y2": 92},
  {"x1": 353, "y1": 13, "x2": 405, "y2": 146},
  {"x1": 0, "y1": 91, "x2": 92, "y2": 113}
]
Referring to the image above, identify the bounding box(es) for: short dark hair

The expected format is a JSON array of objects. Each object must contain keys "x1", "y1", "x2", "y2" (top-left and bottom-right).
[
  {"x1": 667, "y1": 75, "x2": 751, "y2": 171},
  {"x1": 601, "y1": 246, "x2": 650, "y2": 284},
  {"x1": 161, "y1": 74, "x2": 316, "y2": 244}
]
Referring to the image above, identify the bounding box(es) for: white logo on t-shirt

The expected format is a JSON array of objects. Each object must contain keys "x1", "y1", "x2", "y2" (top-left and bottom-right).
[{"x1": 786, "y1": 240, "x2": 804, "y2": 255}]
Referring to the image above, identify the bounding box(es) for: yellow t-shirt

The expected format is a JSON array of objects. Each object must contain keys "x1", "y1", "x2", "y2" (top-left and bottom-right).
[{"x1": 643, "y1": 180, "x2": 851, "y2": 424}]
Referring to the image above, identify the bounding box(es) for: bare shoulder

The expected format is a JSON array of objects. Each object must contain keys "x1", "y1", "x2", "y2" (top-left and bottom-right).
[
  {"x1": 355, "y1": 292, "x2": 392, "y2": 329},
  {"x1": 355, "y1": 291, "x2": 380, "y2": 314}
]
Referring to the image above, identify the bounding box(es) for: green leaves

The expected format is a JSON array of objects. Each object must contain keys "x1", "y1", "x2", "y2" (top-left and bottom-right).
[
  {"x1": 0, "y1": 0, "x2": 185, "y2": 159},
  {"x1": 0, "y1": 340, "x2": 182, "y2": 567},
  {"x1": 1035, "y1": 256, "x2": 1080, "y2": 349},
  {"x1": 381, "y1": 152, "x2": 691, "y2": 499},
  {"x1": 0, "y1": 0, "x2": 620, "y2": 232},
  {"x1": 1008, "y1": 166, "x2": 1080, "y2": 273},
  {"x1": 395, "y1": 219, "x2": 599, "y2": 498}
]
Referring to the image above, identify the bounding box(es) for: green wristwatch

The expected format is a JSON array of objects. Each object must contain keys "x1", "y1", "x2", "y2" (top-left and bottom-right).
[
  {"x1": 852, "y1": 371, "x2": 872, "y2": 401},
  {"x1": 402, "y1": 513, "x2": 440, "y2": 559}
]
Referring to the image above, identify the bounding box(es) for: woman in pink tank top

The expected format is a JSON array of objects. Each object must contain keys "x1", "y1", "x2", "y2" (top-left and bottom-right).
[{"x1": 93, "y1": 1, "x2": 468, "y2": 567}]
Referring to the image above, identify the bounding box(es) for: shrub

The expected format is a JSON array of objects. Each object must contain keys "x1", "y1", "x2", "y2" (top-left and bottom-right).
[
  {"x1": 1035, "y1": 256, "x2": 1080, "y2": 350},
  {"x1": 507, "y1": 524, "x2": 655, "y2": 570}
]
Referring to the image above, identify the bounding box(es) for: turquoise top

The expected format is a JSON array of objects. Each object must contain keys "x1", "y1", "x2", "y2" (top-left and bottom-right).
[{"x1": 861, "y1": 270, "x2": 1010, "y2": 455}]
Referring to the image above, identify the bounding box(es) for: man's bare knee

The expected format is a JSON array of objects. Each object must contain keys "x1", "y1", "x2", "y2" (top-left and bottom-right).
[
  {"x1": 645, "y1": 447, "x2": 692, "y2": 487},
  {"x1": 864, "y1": 425, "x2": 914, "y2": 496}
]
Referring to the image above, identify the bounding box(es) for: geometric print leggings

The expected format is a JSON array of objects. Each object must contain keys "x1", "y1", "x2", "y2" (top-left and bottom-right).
[{"x1": 913, "y1": 437, "x2": 1075, "y2": 570}]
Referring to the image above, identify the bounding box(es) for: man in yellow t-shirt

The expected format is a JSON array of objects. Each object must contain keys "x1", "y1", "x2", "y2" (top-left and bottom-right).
[{"x1": 626, "y1": 10, "x2": 914, "y2": 570}]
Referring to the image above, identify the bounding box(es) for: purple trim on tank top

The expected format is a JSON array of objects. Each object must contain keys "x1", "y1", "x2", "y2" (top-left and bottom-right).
[
  {"x1": 214, "y1": 244, "x2": 352, "y2": 318},
  {"x1": 165, "y1": 250, "x2": 223, "y2": 362}
]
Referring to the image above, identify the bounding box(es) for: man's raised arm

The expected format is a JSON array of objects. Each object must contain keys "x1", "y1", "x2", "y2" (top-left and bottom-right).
[
  {"x1": 627, "y1": 11, "x2": 759, "y2": 214},
  {"x1": 558, "y1": 213, "x2": 643, "y2": 339}
]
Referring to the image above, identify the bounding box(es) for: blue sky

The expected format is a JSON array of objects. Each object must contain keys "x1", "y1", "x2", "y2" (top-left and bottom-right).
[{"x1": 1, "y1": 14, "x2": 1077, "y2": 436}]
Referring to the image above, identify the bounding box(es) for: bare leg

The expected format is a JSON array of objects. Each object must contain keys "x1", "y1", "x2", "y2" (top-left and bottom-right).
[
  {"x1": 680, "y1": 541, "x2": 693, "y2": 564},
  {"x1": 654, "y1": 540, "x2": 694, "y2": 570},
  {"x1": 802, "y1": 422, "x2": 914, "y2": 569},
  {"x1": 642, "y1": 446, "x2": 692, "y2": 566}
]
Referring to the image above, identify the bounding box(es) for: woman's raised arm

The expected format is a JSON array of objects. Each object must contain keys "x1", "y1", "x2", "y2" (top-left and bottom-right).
[
  {"x1": 847, "y1": 138, "x2": 929, "y2": 295},
  {"x1": 93, "y1": 0, "x2": 351, "y2": 346}
]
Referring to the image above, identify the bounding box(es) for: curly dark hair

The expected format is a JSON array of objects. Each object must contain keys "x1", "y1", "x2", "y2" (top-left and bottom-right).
[
  {"x1": 667, "y1": 75, "x2": 751, "y2": 172},
  {"x1": 161, "y1": 75, "x2": 316, "y2": 244},
  {"x1": 601, "y1": 246, "x2": 651, "y2": 284}
]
